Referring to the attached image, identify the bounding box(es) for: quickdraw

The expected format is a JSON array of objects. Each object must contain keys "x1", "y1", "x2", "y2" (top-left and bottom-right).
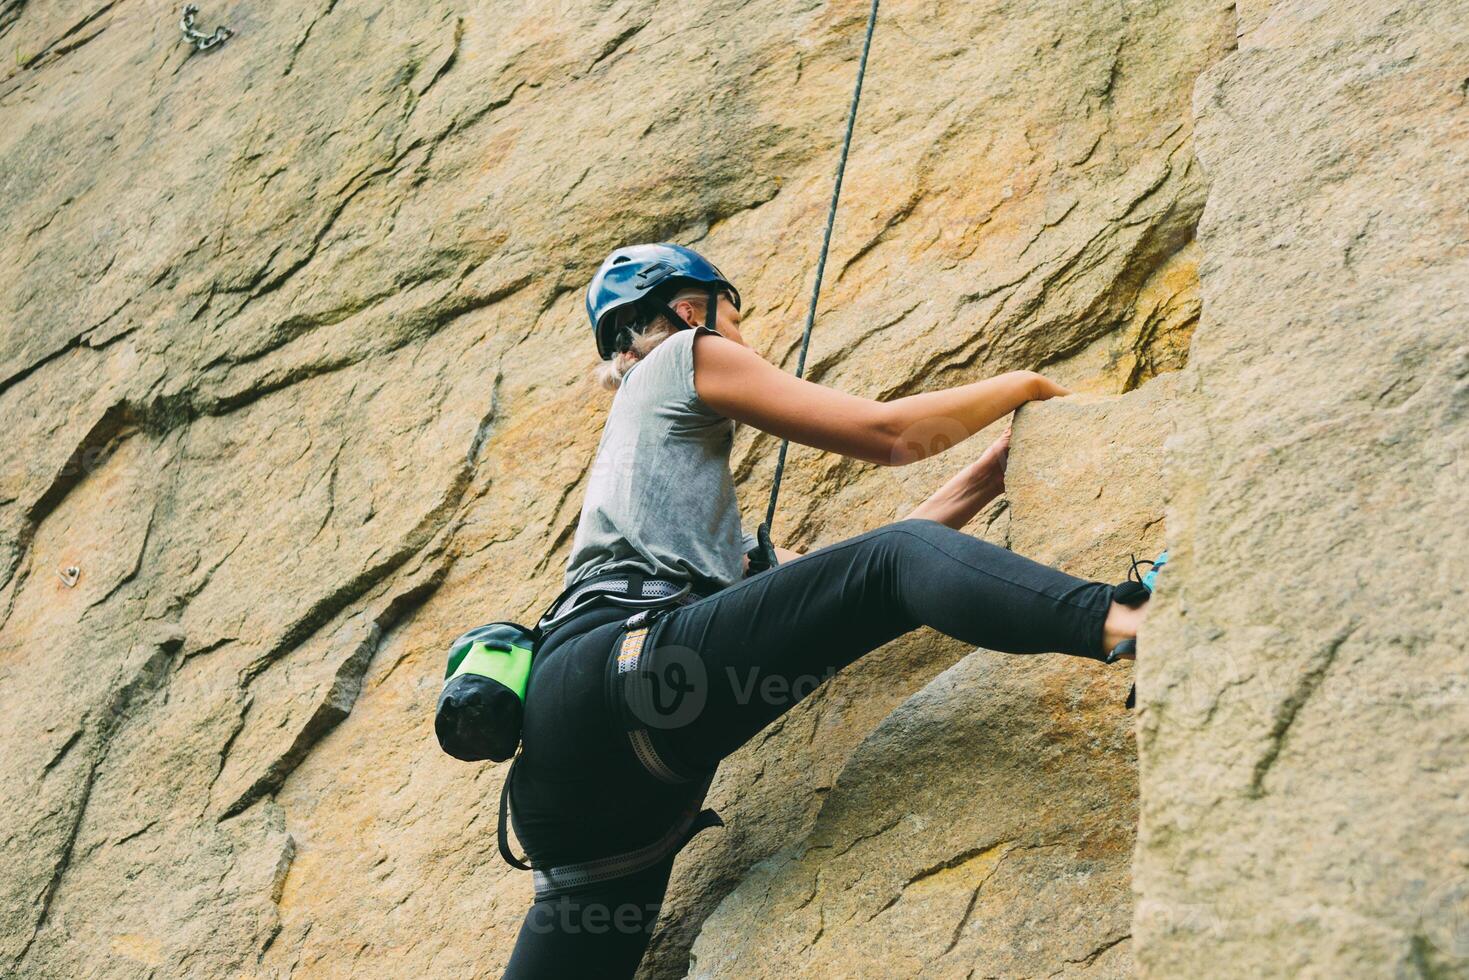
[{"x1": 179, "y1": 4, "x2": 232, "y2": 52}]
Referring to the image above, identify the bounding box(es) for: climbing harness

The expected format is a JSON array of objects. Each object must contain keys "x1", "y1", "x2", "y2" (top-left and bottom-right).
[
  {"x1": 496, "y1": 601, "x2": 723, "y2": 896},
  {"x1": 535, "y1": 569, "x2": 698, "y2": 635},
  {"x1": 497, "y1": 753, "x2": 723, "y2": 899},
  {"x1": 530, "y1": 796, "x2": 721, "y2": 898},
  {"x1": 179, "y1": 5, "x2": 232, "y2": 52},
  {"x1": 489, "y1": 589, "x2": 722, "y2": 886},
  {"x1": 610, "y1": 607, "x2": 712, "y2": 785},
  {"x1": 542, "y1": 572, "x2": 714, "y2": 785}
]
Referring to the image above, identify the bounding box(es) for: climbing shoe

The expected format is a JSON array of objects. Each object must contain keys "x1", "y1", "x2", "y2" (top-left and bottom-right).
[{"x1": 1106, "y1": 551, "x2": 1168, "y2": 708}]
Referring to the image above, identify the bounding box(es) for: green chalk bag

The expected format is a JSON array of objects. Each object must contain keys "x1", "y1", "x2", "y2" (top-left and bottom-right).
[{"x1": 435, "y1": 622, "x2": 538, "y2": 763}]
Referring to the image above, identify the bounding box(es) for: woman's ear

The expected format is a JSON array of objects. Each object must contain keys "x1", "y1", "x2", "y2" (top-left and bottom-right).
[{"x1": 672, "y1": 299, "x2": 700, "y2": 327}]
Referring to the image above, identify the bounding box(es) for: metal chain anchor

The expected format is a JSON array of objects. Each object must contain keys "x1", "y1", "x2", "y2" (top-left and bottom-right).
[{"x1": 179, "y1": 4, "x2": 232, "y2": 51}]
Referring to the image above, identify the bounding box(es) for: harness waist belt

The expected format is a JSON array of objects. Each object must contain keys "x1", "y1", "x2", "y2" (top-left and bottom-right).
[{"x1": 539, "y1": 571, "x2": 703, "y2": 631}]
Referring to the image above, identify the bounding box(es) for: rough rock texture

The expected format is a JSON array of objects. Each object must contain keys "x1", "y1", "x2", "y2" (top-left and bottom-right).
[
  {"x1": 1009, "y1": 376, "x2": 1180, "y2": 575},
  {"x1": 3, "y1": 0, "x2": 1460, "y2": 978},
  {"x1": 1134, "y1": 2, "x2": 1469, "y2": 976},
  {"x1": 689, "y1": 654, "x2": 1139, "y2": 980},
  {"x1": 688, "y1": 380, "x2": 1174, "y2": 977},
  {"x1": 0, "y1": 1, "x2": 1229, "y2": 976}
]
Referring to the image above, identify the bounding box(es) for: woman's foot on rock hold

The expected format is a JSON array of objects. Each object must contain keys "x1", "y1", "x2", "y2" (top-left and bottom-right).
[{"x1": 1104, "y1": 551, "x2": 1168, "y2": 708}]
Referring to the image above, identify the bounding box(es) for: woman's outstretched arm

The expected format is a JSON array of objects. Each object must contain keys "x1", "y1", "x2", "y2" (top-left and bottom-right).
[{"x1": 692, "y1": 332, "x2": 1069, "y2": 465}]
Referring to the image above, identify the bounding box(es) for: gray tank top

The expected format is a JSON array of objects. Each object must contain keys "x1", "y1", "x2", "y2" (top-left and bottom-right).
[{"x1": 564, "y1": 326, "x2": 757, "y2": 592}]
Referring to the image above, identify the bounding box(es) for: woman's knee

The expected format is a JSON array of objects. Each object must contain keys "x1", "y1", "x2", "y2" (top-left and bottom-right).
[
  {"x1": 882, "y1": 517, "x2": 1013, "y2": 558},
  {"x1": 847, "y1": 519, "x2": 958, "y2": 599},
  {"x1": 873, "y1": 517, "x2": 961, "y2": 561}
]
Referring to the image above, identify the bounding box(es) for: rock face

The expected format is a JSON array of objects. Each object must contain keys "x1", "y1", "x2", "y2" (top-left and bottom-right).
[
  {"x1": 690, "y1": 652, "x2": 1140, "y2": 980},
  {"x1": 0, "y1": 1, "x2": 1460, "y2": 979},
  {"x1": 689, "y1": 380, "x2": 1175, "y2": 978},
  {"x1": 1133, "y1": 2, "x2": 1469, "y2": 976}
]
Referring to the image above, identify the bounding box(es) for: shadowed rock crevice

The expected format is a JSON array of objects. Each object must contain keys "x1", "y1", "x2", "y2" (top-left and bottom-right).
[
  {"x1": 9, "y1": 633, "x2": 180, "y2": 974},
  {"x1": 3, "y1": 0, "x2": 115, "y2": 78},
  {"x1": 282, "y1": 0, "x2": 344, "y2": 79},
  {"x1": 219, "y1": 563, "x2": 449, "y2": 819},
  {"x1": 0, "y1": 0, "x2": 25, "y2": 41},
  {"x1": 1244, "y1": 622, "x2": 1359, "y2": 799},
  {"x1": 0, "y1": 400, "x2": 138, "y2": 606}
]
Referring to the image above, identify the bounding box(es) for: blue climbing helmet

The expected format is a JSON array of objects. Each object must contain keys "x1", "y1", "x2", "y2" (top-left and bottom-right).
[{"x1": 587, "y1": 243, "x2": 741, "y2": 360}]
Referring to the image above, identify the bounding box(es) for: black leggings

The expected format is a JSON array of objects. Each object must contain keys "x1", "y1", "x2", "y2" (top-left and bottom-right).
[{"x1": 503, "y1": 518, "x2": 1117, "y2": 978}]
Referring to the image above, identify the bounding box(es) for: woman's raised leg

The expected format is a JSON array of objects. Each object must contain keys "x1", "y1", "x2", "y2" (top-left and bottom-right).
[{"x1": 635, "y1": 518, "x2": 1121, "y2": 770}]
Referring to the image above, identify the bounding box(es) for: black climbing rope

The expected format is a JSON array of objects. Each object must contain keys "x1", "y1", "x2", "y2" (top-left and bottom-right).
[{"x1": 762, "y1": 0, "x2": 881, "y2": 538}]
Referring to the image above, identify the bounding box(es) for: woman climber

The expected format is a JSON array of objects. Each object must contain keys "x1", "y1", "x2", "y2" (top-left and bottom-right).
[{"x1": 500, "y1": 242, "x2": 1159, "y2": 977}]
